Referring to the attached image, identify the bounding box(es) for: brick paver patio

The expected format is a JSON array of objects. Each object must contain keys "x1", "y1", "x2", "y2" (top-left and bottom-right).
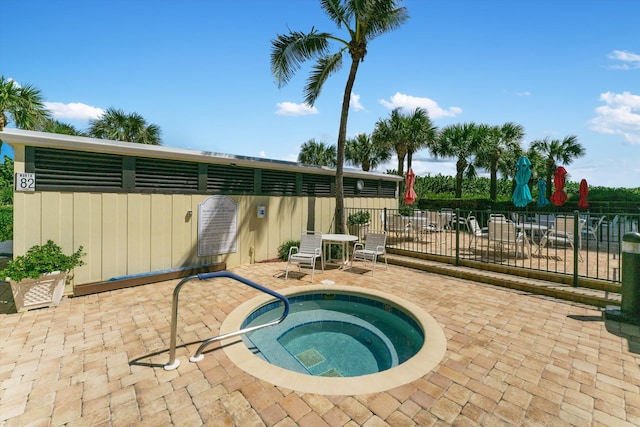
[{"x1": 1, "y1": 262, "x2": 639, "y2": 426}]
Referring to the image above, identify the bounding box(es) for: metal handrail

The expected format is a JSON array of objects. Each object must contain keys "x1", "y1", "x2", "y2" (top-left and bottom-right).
[{"x1": 164, "y1": 271, "x2": 289, "y2": 370}]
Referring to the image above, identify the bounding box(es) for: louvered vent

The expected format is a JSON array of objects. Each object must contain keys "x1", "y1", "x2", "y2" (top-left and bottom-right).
[
  {"x1": 135, "y1": 158, "x2": 199, "y2": 191},
  {"x1": 379, "y1": 180, "x2": 397, "y2": 197},
  {"x1": 208, "y1": 164, "x2": 254, "y2": 194},
  {"x1": 262, "y1": 170, "x2": 296, "y2": 195},
  {"x1": 34, "y1": 148, "x2": 122, "y2": 190},
  {"x1": 301, "y1": 174, "x2": 333, "y2": 196}
]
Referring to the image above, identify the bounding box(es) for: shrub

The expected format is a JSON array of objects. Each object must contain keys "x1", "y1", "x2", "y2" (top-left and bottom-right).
[
  {"x1": 347, "y1": 210, "x2": 371, "y2": 225},
  {"x1": 2, "y1": 240, "x2": 86, "y2": 282},
  {"x1": 277, "y1": 239, "x2": 300, "y2": 261},
  {"x1": 0, "y1": 206, "x2": 12, "y2": 241}
]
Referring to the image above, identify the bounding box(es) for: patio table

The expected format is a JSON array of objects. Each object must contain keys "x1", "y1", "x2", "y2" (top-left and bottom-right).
[
  {"x1": 516, "y1": 222, "x2": 548, "y2": 243},
  {"x1": 322, "y1": 234, "x2": 358, "y2": 269}
]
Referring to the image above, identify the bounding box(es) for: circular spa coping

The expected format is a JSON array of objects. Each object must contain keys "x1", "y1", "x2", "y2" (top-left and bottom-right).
[{"x1": 220, "y1": 285, "x2": 447, "y2": 395}]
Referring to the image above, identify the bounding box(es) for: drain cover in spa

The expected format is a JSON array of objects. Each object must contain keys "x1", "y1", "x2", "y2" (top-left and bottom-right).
[
  {"x1": 296, "y1": 349, "x2": 325, "y2": 368},
  {"x1": 320, "y1": 368, "x2": 343, "y2": 377}
]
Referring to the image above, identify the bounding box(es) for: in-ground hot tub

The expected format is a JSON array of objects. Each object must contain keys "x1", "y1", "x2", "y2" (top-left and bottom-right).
[{"x1": 221, "y1": 285, "x2": 447, "y2": 395}]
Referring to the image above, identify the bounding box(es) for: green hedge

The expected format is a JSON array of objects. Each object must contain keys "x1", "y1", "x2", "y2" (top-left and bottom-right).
[{"x1": 0, "y1": 206, "x2": 13, "y2": 242}]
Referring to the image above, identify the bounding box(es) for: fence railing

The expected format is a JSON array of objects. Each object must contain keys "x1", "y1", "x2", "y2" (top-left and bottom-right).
[{"x1": 344, "y1": 207, "x2": 640, "y2": 285}]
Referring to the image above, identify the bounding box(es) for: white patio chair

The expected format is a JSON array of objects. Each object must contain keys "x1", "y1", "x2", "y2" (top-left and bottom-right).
[
  {"x1": 468, "y1": 216, "x2": 489, "y2": 249},
  {"x1": 285, "y1": 233, "x2": 324, "y2": 282},
  {"x1": 452, "y1": 211, "x2": 473, "y2": 232},
  {"x1": 584, "y1": 215, "x2": 606, "y2": 245},
  {"x1": 539, "y1": 215, "x2": 586, "y2": 261},
  {"x1": 440, "y1": 208, "x2": 455, "y2": 229},
  {"x1": 488, "y1": 220, "x2": 530, "y2": 259},
  {"x1": 488, "y1": 213, "x2": 509, "y2": 222},
  {"x1": 350, "y1": 231, "x2": 388, "y2": 276},
  {"x1": 386, "y1": 214, "x2": 412, "y2": 240}
]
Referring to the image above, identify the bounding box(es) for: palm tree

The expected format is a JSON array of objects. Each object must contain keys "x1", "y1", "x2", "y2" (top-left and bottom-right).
[
  {"x1": 37, "y1": 118, "x2": 84, "y2": 136},
  {"x1": 88, "y1": 107, "x2": 162, "y2": 145},
  {"x1": 474, "y1": 122, "x2": 525, "y2": 201},
  {"x1": 530, "y1": 136, "x2": 585, "y2": 198},
  {"x1": 404, "y1": 108, "x2": 438, "y2": 171},
  {"x1": 0, "y1": 76, "x2": 51, "y2": 150},
  {"x1": 271, "y1": 0, "x2": 408, "y2": 233},
  {"x1": 298, "y1": 139, "x2": 337, "y2": 167},
  {"x1": 432, "y1": 122, "x2": 488, "y2": 198},
  {"x1": 345, "y1": 132, "x2": 390, "y2": 171},
  {"x1": 372, "y1": 107, "x2": 436, "y2": 178},
  {"x1": 372, "y1": 108, "x2": 407, "y2": 176}
]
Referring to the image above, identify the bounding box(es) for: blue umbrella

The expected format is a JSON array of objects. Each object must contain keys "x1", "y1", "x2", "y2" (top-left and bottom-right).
[
  {"x1": 537, "y1": 179, "x2": 550, "y2": 208},
  {"x1": 512, "y1": 156, "x2": 533, "y2": 207}
]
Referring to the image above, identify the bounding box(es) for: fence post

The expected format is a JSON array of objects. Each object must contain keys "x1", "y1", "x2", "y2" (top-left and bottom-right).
[
  {"x1": 606, "y1": 232, "x2": 640, "y2": 325},
  {"x1": 383, "y1": 207, "x2": 387, "y2": 232},
  {"x1": 455, "y1": 208, "x2": 460, "y2": 266},
  {"x1": 573, "y1": 210, "x2": 580, "y2": 287},
  {"x1": 621, "y1": 232, "x2": 640, "y2": 315}
]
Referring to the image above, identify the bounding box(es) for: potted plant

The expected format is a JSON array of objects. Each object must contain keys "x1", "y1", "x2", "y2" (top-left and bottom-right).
[
  {"x1": 347, "y1": 210, "x2": 371, "y2": 240},
  {"x1": 2, "y1": 240, "x2": 85, "y2": 312}
]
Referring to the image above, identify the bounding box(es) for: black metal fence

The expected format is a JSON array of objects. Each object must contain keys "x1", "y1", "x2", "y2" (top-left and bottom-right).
[{"x1": 344, "y1": 207, "x2": 640, "y2": 284}]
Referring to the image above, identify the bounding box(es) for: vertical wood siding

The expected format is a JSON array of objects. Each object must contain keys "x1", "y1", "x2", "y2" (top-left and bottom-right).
[{"x1": 14, "y1": 191, "x2": 395, "y2": 286}]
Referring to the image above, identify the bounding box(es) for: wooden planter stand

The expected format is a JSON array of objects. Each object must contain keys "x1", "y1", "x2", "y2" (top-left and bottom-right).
[{"x1": 8, "y1": 271, "x2": 67, "y2": 312}]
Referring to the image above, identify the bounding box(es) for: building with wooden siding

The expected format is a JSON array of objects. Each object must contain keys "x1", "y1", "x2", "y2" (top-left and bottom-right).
[{"x1": 1, "y1": 129, "x2": 402, "y2": 294}]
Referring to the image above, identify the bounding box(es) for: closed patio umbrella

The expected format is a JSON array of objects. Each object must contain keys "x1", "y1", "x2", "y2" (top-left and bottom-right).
[
  {"x1": 537, "y1": 179, "x2": 550, "y2": 208},
  {"x1": 578, "y1": 179, "x2": 589, "y2": 208},
  {"x1": 550, "y1": 166, "x2": 568, "y2": 207},
  {"x1": 512, "y1": 156, "x2": 533, "y2": 207},
  {"x1": 404, "y1": 167, "x2": 417, "y2": 205}
]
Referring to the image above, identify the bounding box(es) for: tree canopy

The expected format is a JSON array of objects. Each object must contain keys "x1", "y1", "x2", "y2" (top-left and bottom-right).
[{"x1": 271, "y1": 0, "x2": 409, "y2": 232}]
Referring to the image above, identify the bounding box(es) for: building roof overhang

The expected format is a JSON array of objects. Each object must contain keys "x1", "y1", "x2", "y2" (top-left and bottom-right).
[{"x1": 0, "y1": 128, "x2": 402, "y2": 181}]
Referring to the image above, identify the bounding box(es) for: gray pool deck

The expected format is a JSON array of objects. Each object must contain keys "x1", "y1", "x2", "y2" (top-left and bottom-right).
[{"x1": 1, "y1": 261, "x2": 639, "y2": 426}]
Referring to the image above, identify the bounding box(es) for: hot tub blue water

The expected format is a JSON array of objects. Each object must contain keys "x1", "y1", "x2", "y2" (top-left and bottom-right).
[{"x1": 242, "y1": 292, "x2": 424, "y2": 377}]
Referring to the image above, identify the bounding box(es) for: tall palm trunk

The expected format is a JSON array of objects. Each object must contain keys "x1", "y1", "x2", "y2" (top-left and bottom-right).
[
  {"x1": 489, "y1": 157, "x2": 499, "y2": 201},
  {"x1": 455, "y1": 158, "x2": 467, "y2": 198},
  {"x1": 335, "y1": 57, "x2": 361, "y2": 233}
]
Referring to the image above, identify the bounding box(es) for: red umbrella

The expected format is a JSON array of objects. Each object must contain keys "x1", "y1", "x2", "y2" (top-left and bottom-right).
[
  {"x1": 404, "y1": 167, "x2": 417, "y2": 205},
  {"x1": 550, "y1": 166, "x2": 568, "y2": 207},
  {"x1": 578, "y1": 179, "x2": 589, "y2": 208}
]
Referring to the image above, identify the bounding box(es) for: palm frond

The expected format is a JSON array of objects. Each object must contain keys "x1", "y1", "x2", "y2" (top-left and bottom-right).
[
  {"x1": 270, "y1": 29, "x2": 332, "y2": 88},
  {"x1": 321, "y1": 0, "x2": 350, "y2": 28},
  {"x1": 353, "y1": 0, "x2": 408, "y2": 41},
  {"x1": 304, "y1": 51, "x2": 345, "y2": 106}
]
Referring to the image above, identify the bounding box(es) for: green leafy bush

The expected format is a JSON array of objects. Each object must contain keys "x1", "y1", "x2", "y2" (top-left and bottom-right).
[
  {"x1": 0, "y1": 206, "x2": 12, "y2": 241},
  {"x1": 347, "y1": 210, "x2": 371, "y2": 225},
  {"x1": 2, "y1": 240, "x2": 86, "y2": 282},
  {"x1": 277, "y1": 239, "x2": 300, "y2": 261}
]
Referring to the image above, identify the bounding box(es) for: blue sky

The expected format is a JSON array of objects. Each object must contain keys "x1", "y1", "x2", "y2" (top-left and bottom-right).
[{"x1": 3, "y1": 0, "x2": 639, "y2": 188}]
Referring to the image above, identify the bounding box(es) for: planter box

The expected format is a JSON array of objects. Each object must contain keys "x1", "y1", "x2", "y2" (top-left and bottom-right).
[
  {"x1": 8, "y1": 271, "x2": 67, "y2": 312},
  {"x1": 348, "y1": 223, "x2": 370, "y2": 241}
]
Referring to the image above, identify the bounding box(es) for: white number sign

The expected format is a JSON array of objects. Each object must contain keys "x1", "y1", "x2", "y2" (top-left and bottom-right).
[{"x1": 15, "y1": 173, "x2": 36, "y2": 192}]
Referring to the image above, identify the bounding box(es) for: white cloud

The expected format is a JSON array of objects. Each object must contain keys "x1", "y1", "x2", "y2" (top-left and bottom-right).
[
  {"x1": 350, "y1": 92, "x2": 364, "y2": 111},
  {"x1": 258, "y1": 151, "x2": 266, "y2": 158},
  {"x1": 516, "y1": 91, "x2": 531, "y2": 97},
  {"x1": 378, "y1": 92, "x2": 462, "y2": 118},
  {"x1": 44, "y1": 102, "x2": 104, "y2": 120},
  {"x1": 275, "y1": 101, "x2": 319, "y2": 116},
  {"x1": 607, "y1": 50, "x2": 640, "y2": 70},
  {"x1": 588, "y1": 91, "x2": 640, "y2": 144}
]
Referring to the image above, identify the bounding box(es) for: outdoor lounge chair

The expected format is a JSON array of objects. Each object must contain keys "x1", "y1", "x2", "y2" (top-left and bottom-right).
[
  {"x1": 539, "y1": 215, "x2": 585, "y2": 261},
  {"x1": 584, "y1": 215, "x2": 607, "y2": 245},
  {"x1": 285, "y1": 233, "x2": 324, "y2": 282},
  {"x1": 386, "y1": 214, "x2": 412, "y2": 240},
  {"x1": 350, "y1": 231, "x2": 387, "y2": 276},
  {"x1": 468, "y1": 216, "x2": 488, "y2": 249},
  {"x1": 488, "y1": 220, "x2": 530, "y2": 259}
]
